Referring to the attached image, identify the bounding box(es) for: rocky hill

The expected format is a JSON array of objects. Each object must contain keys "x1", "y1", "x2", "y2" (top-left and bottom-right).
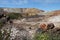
[
  {"x1": 0, "y1": 8, "x2": 45, "y2": 17},
  {"x1": 1, "y1": 8, "x2": 60, "y2": 16},
  {"x1": 0, "y1": 8, "x2": 60, "y2": 40},
  {"x1": 3, "y1": 8, "x2": 44, "y2": 13},
  {"x1": 46, "y1": 10, "x2": 60, "y2": 16}
]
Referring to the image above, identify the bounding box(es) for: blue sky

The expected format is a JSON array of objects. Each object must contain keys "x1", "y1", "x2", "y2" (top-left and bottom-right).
[{"x1": 0, "y1": 0, "x2": 60, "y2": 11}]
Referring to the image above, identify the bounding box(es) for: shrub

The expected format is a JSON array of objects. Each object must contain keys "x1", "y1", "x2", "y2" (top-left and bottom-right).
[
  {"x1": 0, "y1": 21, "x2": 4, "y2": 28},
  {"x1": 0, "y1": 21, "x2": 11, "y2": 40},
  {"x1": 7, "y1": 13, "x2": 23, "y2": 19},
  {"x1": 34, "y1": 30, "x2": 60, "y2": 40},
  {"x1": 0, "y1": 22, "x2": 11, "y2": 40},
  {"x1": 0, "y1": 29, "x2": 11, "y2": 40}
]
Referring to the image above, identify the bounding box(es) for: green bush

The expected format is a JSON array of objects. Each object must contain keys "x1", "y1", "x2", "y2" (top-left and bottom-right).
[
  {"x1": 7, "y1": 13, "x2": 23, "y2": 19},
  {"x1": 0, "y1": 21, "x2": 4, "y2": 28}
]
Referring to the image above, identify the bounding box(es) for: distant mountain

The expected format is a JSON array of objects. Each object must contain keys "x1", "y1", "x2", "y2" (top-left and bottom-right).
[
  {"x1": 47, "y1": 10, "x2": 60, "y2": 16},
  {"x1": 52, "y1": 10, "x2": 60, "y2": 16},
  {"x1": 1, "y1": 8, "x2": 60, "y2": 16}
]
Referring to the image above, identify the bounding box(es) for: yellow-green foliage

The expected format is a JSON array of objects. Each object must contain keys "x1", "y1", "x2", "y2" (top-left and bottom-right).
[
  {"x1": 34, "y1": 33, "x2": 50, "y2": 40},
  {"x1": 34, "y1": 31, "x2": 60, "y2": 40}
]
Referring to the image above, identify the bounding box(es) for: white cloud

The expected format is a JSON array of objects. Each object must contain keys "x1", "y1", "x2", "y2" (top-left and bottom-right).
[
  {"x1": 12, "y1": 0, "x2": 28, "y2": 5},
  {"x1": 45, "y1": 0, "x2": 60, "y2": 3},
  {"x1": 0, "y1": 0, "x2": 28, "y2": 5},
  {"x1": 0, "y1": 0, "x2": 9, "y2": 4},
  {"x1": 34, "y1": 0, "x2": 60, "y2": 3}
]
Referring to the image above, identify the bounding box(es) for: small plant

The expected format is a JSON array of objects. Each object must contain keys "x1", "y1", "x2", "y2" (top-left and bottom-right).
[
  {"x1": 34, "y1": 32, "x2": 50, "y2": 40},
  {"x1": 0, "y1": 21, "x2": 11, "y2": 40},
  {"x1": 34, "y1": 30, "x2": 60, "y2": 40},
  {"x1": 0, "y1": 29, "x2": 11, "y2": 40}
]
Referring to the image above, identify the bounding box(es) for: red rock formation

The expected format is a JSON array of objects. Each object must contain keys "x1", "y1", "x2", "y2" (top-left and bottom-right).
[{"x1": 40, "y1": 23, "x2": 47, "y2": 31}]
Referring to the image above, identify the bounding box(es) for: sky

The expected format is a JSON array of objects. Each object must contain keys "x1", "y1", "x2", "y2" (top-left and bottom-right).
[{"x1": 0, "y1": 0, "x2": 60, "y2": 11}]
